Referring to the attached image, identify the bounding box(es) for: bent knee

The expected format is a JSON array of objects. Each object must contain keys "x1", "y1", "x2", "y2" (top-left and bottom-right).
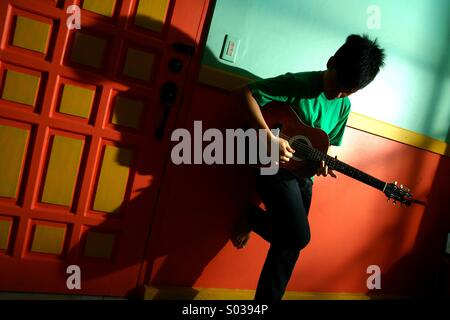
[
  {"x1": 277, "y1": 231, "x2": 310, "y2": 251},
  {"x1": 292, "y1": 232, "x2": 310, "y2": 250}
]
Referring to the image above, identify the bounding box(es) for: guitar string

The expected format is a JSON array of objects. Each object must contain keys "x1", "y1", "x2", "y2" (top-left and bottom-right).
[
  {"x1": 274, "y1": 132, "x2": 325, "y2": 162},
  {"x1": 272, "y1": 132, "x2": 380, "y2": 186},
  {"x1": 269, "y1": 132, "x2": 407, "y2": 199}
]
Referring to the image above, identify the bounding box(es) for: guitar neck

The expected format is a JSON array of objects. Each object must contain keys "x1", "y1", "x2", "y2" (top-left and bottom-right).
[{"x1": 310, "y1": 149, "x2": 387, "y2": 191}]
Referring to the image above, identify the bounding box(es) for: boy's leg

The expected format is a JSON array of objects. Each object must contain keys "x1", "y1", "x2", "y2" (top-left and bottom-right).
[
  {"x1": 254, "y1": 245, "x2": 300, "y2": 300},
  {"x1": 249, "y1": 205, "x2": 273, "y2": 243},
  {"x1": 253, "y1": 170, "x2": 312, "y2": 301}
]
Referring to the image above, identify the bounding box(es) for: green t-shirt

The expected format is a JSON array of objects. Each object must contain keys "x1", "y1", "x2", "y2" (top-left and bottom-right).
[{"x1": 247, "y1": 71, "x2": 351, "y2": 146}]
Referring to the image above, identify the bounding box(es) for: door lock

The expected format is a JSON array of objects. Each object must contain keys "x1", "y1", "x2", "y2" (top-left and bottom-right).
[{"x1": 155, "y1": 82, "x2": 178, "y2": 139}]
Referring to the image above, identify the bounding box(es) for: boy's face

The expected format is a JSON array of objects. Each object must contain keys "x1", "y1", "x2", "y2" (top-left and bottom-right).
[{"x1": 323, "y1": 69, "x2": 358, "y2": 100}]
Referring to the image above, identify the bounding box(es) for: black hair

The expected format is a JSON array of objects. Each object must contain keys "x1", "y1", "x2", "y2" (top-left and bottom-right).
[{"x1": 331, "y1": 34, "x2": 385, "y2": 90}]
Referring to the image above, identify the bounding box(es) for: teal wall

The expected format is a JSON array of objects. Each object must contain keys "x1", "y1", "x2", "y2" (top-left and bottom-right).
[{"x1": 203, "y1": 0, "x2": 450, "y2": 143}]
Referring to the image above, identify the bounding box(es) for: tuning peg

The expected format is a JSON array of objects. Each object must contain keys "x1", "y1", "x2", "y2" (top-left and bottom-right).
[
  {"x1": 394, "y1": 181, "x2": 398, "y2": 186},
  {"x1": 393, "y1": 200, "x2": 397, "y2": 206}
]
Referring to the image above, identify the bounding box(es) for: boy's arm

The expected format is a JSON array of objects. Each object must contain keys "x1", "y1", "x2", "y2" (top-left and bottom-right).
[
  {"x1": 232, "y1": 86, "x2": 272, "y2": 134},
  {"x1": 232, "y1": 85, "x2": 295, "y2": 163},
  {"x1": 317, "y1": 100, "x2": 351, "y2": 178}
]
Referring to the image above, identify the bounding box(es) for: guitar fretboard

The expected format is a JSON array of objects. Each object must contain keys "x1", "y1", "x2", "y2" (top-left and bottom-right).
[{"x1": 303, "y1": 147, "x2": 387, "y2": 191}]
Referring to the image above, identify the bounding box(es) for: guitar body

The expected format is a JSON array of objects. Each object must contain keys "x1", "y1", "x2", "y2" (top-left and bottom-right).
[
  {"x1": 248, "y1": 102, "x2": 415, "y2": 205},
  {"x1": 261, "y1": 102, "x2": 330, "y2": 178}
]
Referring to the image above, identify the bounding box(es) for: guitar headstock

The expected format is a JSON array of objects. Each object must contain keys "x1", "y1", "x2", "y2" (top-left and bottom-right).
[{"x1": 384, "y1": 181, "x2": 413, "y2": 206}]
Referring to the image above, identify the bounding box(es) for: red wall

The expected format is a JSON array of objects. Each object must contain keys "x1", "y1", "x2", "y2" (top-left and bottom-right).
[{"x1": 146, "y1": 82, "x2": 450, "y2": 297}]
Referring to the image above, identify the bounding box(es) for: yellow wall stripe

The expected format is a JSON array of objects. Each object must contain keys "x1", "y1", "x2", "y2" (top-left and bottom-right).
[
  {"x1": 0, "y1": 220, "x2": 12, "y2": 250},
  {"x1": 198, "y1": 65, "x2": 450, "y2": 157},
  {"x1": 135, "y1": 0, "x2": 169, "y2": 33},
  {"x1": 2, "y1": 70, "x2": 40, "y2": 106},
  {"x1": 347, "y1": 112, "x2": 449, "y2": 156},
  {"x1": 93, "y1": 145, "x2": 133, "y2": 213},
  {"x1": 198, "y1": 64, "x2": 250, "y2": 91},
  {"x1": 41, "y1": 135, "x2": 83, "y2": 206},
  {"x1": 0, "y1": 125, "x2": 29, "y2": 198},
  {"x1": 82, "y1": 0, "x2": 117, "y2": 17},
  {"x1": 31, "y1": 224, "x2": 66, "y2": 255},
  {"x1": 12, "y1": 16, "x2": 51, "y2": 54}
]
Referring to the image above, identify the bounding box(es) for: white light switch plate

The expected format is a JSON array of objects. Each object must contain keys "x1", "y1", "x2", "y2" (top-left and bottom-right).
[{"x1": 220, "y1": 34, "x2": 240, "y2": 63}]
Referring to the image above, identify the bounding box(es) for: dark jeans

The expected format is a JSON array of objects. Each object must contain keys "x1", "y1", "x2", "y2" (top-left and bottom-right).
[{"x1": 250, "y1": 168, "x2": 313, "y2": 301}]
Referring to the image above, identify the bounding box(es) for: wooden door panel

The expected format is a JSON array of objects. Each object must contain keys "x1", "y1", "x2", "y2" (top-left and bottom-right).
[{"x1": 0, "y1": 0, "x2": 209, "y2": 296}]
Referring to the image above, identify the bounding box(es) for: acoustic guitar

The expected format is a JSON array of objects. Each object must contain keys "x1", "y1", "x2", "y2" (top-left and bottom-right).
[{"x1": 259, "y1": 102, "x2": 416, "y2": 206}]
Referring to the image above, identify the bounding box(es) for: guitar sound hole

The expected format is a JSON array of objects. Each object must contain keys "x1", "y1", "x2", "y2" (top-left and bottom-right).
[{"x1": 289, "y1": 135, "x2": 312, "y2": 162}]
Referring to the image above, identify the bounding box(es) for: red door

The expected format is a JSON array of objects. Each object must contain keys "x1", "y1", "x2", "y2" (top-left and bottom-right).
[{"x1": 0, "y1": 0, "x2": 209, "y2": 296}]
